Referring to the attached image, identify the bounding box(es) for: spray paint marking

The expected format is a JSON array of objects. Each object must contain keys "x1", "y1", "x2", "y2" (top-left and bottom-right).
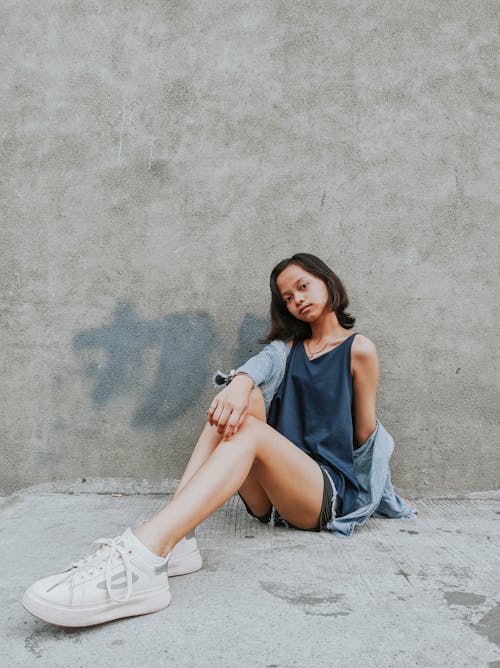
[{"x1": 73, "y1": 306, "x2": 269, "y2": 431}]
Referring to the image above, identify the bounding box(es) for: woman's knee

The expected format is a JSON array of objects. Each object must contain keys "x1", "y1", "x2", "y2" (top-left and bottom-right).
[
  {"x1": 224, "y1": 415, "x2": 261, "y2": 450},
  {"x1": 230, "y1": 416, "x2": 269, "y2": 459},
  {"x1": 236, "y1": 414, "x2": 261, "y2": 435}
]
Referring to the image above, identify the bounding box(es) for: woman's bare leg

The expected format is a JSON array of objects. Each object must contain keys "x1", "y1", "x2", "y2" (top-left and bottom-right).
[
  {"x1": 171, "y1": 422, "x2": 223, "y2": 499},
  {"x1": 171, "y1": 389, "x2": 268, "y2": 500},
  {"x1": 133, "y1": 416, "x2": 324, "y2": 558},
  {"x1": 234, "y1": 388, "x2": 273, "y2": 516}
]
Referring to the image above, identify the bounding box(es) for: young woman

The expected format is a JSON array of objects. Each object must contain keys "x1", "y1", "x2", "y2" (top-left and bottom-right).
[{"x1": 22, "y1": 253, "x2": 380, "y2": 627}]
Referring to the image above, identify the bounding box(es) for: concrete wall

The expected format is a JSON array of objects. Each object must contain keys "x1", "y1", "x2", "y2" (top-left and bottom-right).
[{"x1": 2, "y1": 1, "x2": 498, "y2": 497}]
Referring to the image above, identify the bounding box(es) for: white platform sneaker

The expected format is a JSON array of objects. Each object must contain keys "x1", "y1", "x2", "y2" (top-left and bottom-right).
[
  {"x1": 22, "y1": 528, "x2": 172, "y2": 627},
  {"x1": 167, "y1": 531, "x2": 203, "y2": 577}
]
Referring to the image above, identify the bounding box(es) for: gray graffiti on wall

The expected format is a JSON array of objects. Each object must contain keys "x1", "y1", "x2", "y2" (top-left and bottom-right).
[
  {"x1": 73, "y1": 303, "x2": 270, "y2": 431},
  {"x1": 234, "y1": 312, "x2": 270, "y2": 362},
  {"x1": 73, "y1": 303, "x2": 217, "y2": 431}
]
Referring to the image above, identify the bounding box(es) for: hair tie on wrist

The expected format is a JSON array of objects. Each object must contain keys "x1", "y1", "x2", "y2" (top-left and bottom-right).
[
  {"x1": 211, "y1": 369, "x2": 252, "y2": 388},
  {"x1": 211, "y1": 369, "x2": 236, "y2": 387}
]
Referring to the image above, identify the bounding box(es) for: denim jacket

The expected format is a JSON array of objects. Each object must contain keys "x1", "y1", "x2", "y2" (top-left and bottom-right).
[{"x1": 212, "y1": 340, "x2": 416, "y2": 538}]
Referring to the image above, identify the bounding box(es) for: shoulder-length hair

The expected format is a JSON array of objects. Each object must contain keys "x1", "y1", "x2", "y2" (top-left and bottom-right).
[{"x1": 260, "y1": 253, "x2": 355, "y2": 344}]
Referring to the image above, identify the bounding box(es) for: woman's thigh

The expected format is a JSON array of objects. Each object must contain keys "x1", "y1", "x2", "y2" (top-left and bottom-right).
[
  {"x1": 235, "y1": 416, "x2": 324, "y2": 531},
  {"x1": 237, "y1": 388, "x2": 272, "y2": 515}
]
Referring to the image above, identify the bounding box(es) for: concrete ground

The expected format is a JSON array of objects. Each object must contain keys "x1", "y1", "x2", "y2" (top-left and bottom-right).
[{"x1": 1, "y1": 491, "x2": 499, "y2": 668}]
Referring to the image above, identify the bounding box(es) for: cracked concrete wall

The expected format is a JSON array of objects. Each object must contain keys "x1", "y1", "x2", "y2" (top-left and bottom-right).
[{"x1": 1, "y1": 1, "x2": 498, "y2": 496}]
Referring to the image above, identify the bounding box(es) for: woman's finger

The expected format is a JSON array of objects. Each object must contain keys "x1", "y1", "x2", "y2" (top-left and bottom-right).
[
  {"x1": 207, "y1": 400, "x2": 218, "y2": 425},
  {"x1": 236, "y1": 408, "x2": 248, "y2": 429},
  {"x1": 222, "y1": 410, "x2": 242, "y2": 440},
  {"x1": 224, "y1": 407, "x2": 249, "y2": 440},
  {"x1": 216, "y1": 407, "x2": 231, "y2": 433},
  {"x1": 212, "y1": 401, "x2": 226, "y2": 425}
]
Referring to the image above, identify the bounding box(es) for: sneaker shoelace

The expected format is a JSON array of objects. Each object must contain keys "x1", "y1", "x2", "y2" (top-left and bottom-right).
[{"x1": 48, "y1": 536, "x2": 136, "y2": 604}]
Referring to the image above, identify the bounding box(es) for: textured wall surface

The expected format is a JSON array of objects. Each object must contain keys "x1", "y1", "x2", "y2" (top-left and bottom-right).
[{"x1": 1, "y1": 1, "x2": 498, "y2": 496}]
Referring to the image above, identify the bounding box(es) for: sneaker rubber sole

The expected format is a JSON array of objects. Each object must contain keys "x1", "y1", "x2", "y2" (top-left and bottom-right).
[{"x1": 22, "y1": 585, "x2": 171, "y2": 627}]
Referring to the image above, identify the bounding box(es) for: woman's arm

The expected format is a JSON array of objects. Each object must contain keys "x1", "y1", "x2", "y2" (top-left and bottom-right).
[
  {"x1": 209, "y1": 339, "x2": 290, "y2": 440},
  {"x1": 351, "y1": 335, "x2": 379, "y2": 448},
  {"x1": 232, "y1": 339, "x2": 287, "y2": 387},
  {"x1": 208, "y1": 374, "x2": 254, "y2": 440}
]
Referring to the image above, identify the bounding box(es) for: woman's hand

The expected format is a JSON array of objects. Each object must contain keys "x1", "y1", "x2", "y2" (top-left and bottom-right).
[{"x1": 207, "y1": 374, "x2": 254, "y2": 441}]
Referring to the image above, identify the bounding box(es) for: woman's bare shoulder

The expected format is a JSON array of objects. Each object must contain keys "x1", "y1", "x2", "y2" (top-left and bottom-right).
[{"x1": 351, "y1": 333, "x2": 378, "y2": 359}]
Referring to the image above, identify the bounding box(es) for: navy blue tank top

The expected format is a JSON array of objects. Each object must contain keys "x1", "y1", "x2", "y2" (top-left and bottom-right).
[{"x1": 267, "y1": 333, "x2": 360, "y2": 515}]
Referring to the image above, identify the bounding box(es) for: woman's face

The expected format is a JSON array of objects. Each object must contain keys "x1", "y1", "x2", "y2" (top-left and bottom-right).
[{"x1": 276, "y1": 263, "x2": 330, "y2": 321}]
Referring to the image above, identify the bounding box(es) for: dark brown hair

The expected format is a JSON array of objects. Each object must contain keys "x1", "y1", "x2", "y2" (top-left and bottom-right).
[{"x1": 261, "y1": 253, "x2": 355, "y2": 343}]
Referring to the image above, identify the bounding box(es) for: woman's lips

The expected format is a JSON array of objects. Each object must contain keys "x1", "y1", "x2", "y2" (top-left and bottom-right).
[{"x1": 299, "y1": 305, "x2": 311, "y2": 314}]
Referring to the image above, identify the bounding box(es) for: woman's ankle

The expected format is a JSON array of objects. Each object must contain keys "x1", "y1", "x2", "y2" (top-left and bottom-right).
[{"x1": 132, "y1": 523, "x2": 171, "y2": 559}]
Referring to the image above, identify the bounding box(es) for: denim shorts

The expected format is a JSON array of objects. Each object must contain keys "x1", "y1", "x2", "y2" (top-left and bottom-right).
[{"x1": 238, "y1": 465, "x2": 341, "y2": 532}]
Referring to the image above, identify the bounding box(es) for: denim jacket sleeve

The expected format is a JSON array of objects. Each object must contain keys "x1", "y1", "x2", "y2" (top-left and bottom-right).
[{"x1": 212, "y1": 339, "x2": 289, "y2": 413}]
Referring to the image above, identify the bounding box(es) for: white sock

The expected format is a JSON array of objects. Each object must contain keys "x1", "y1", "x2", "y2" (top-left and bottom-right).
[{"x1": 129, "y1": 530, "x2": 169, "y2": 566}]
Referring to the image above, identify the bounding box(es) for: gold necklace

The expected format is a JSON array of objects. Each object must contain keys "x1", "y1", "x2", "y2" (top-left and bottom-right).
[{"x1": 304, "y1": 336, "x2": 348, "y2": 360}]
